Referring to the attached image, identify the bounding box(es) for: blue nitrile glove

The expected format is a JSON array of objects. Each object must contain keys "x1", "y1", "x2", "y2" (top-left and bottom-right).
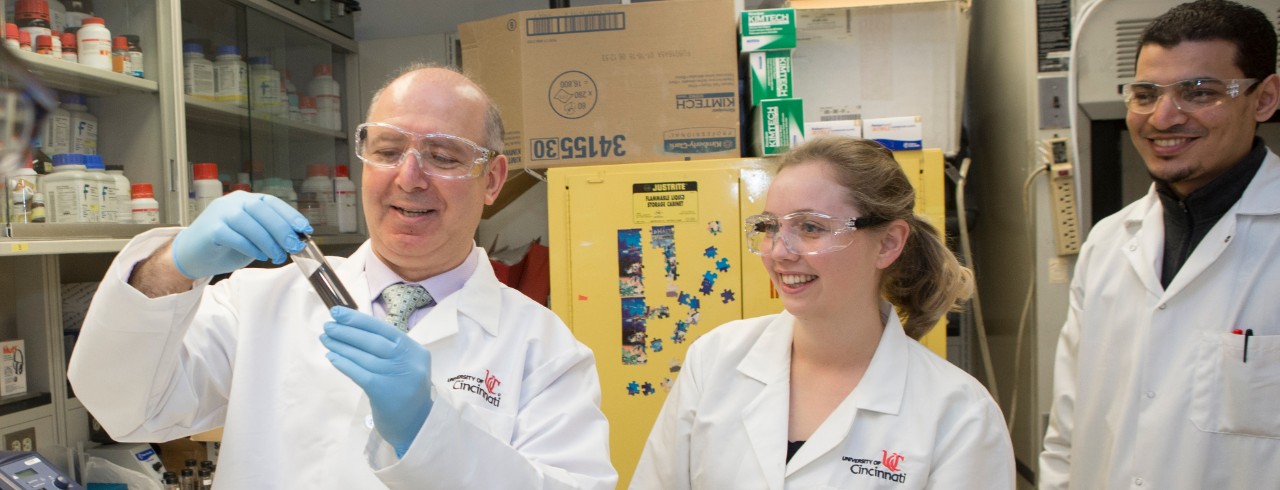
[
  {"x1": 171, "y1": 191, "x2": 312, "y2": 279},
  {"x1": 321, "y1": 306, "x2": 434, "y2": 458}
]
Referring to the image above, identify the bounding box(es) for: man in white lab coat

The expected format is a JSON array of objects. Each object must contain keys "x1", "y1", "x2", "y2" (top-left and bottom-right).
[
  {"x1": 1040, "y1": 1, "x2": 1280, "y2": 488},
  {"x1": 68, "y1": 66, "x2": 617, "y2": 489}
]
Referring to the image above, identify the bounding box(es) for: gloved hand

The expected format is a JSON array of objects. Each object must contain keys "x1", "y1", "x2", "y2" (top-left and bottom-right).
[
  {"x1": 321, "y1": 306, "x2": 434, "y2": 458},
  {"x1": 171, "y1": 191, "x2": 311, "y2": 279}
]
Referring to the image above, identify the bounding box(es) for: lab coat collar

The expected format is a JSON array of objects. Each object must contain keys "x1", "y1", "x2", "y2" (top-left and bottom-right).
[{"x1": 737, "y1": 314, "x2": 792, "y2": 489}]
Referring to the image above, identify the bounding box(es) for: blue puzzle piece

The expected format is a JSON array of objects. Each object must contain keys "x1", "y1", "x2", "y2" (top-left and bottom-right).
[
  {"x1": 689, "y1": 297, "x2": 701, "y2": 310},
  {"x1": 702, "y1": 271, "x2": 718, "y2": 282},
  {"x1": 641, "y1": 382, "x2": 656, "y2": 396},
  {"x1": 721, "y1": 289, "x2": 736, "y2": 303},
  {"x1": 704, "y1": 246, "x2": 718, "y2": 258},
  {"x1": 671, "y1": 331, "x2": 687, "y2": 344},
  {"x1": 650, "y1": 339, "x2": 664, "y2": 352},
  {"x1": 700, "y1": 281, "x2": 714, "y2": 295},
  {"x1": 675, "y1": 320, "x2": 689, "y2": 332},
  {"x1": 627, "y1": 381, "x2": 640, "y2": 395},
  {"x1": 678, "y1": 292, "x2": 691, "y2": 305},
  {"x1": 716, "y1": 258, "x2": 731, "y2": 272}
]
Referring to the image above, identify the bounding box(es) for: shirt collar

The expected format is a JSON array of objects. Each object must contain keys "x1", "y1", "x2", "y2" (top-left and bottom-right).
[
  {"x1": 365, "y1": 244, "x2": 480, "y2": 304},
  {"x1": 1155, "y1": 136, "x2": 1266, "y2": 226}
]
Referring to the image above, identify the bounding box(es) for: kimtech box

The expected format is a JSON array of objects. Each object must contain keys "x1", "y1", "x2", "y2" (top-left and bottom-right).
[
  {"x1": 752, "y1": 98, "x2": 805, "y2": 156},
  {"x1": 460, "y1": 0, "x2": 741, "y2": 170},
  {"x1": 740, "y1": 8, "x2": 797, "y2": 52},
  {"x1": 747, "y1": 50, "x2": 794, "y2": 106}
]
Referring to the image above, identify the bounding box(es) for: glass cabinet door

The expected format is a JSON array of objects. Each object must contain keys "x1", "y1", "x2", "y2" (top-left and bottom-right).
[{"x1": 179, "y1": 0, "x2": 360, "y2": 239}]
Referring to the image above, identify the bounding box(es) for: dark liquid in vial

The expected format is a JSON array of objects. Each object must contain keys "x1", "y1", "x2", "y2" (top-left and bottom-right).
[{"x1": 307, "y1": 264, "x2": 357, "y2": 309}]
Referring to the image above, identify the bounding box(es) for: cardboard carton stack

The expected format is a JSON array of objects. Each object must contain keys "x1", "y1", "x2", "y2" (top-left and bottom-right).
[{"x1": 742, "y1": 8, "x2": 806, "y2": 157}]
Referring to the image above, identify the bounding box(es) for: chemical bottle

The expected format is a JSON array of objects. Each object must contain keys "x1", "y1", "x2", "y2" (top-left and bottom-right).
[
  {"x1": 247, "y1": 56, "x2": 281, "y2": 117},
  {"x1": 18, "y1": 30, "x2": 30, "y2": 51},
  {"x1": 129, "y1": 182, "x2": 159, "y2": 224},
  {"x1": 197, "y1": 468, "x2": 213, "y2": 490},
  {"x1": 299, "y1": 164, "x2": 332, "y2": 228},
  {"x1": 29, "y1": 193, "x2": 46, "y2": 222},
  {"x1": 183, "y1": 43, "x2": 215, "y2": 100},
  {"x1": 308, "y1": 63, "x2": 341, "y2": 130},
  {"x1": 48, "y1": 29, "x2": 61, "y2": 59},
  {"x1": 110, "y1": 35, "x2": 131, "y2": 74},
  {"x1": 105, "y1": 164, "x2": 130, "y2": 223},
  {"x1": 124, "y1": 34, "x2": 142, "y2": 77},
  {"x1": 15, "y1": 0, "x2": 52, "y2": 43},
  {"x1": 213, "y1": 45, "x2": 247, "y2": 107},
  {"x1": 4, "y1": 24, "x2": 19, "y2": 49},
  {"x1": 7, "y1": 164, "x2": 38, "y2": 224},
  {"x1": 299, "y1": 95, "x2": 317, "y2": 125},
  {"x1": 62, "y1": 93, "x2": 97, "y2": 154},
  {"x1": 76, "y1": 16, "x2": 111, "y2": 70},
  {"x1": 81, "y1": 155, "x2": 109, "y2": 222},
  {"x1": 34, "y1": 34, "x2": 53, "y2": 55},
  {"x1": 283, "y1": 69, "x2": 300, "y2": 120},
  {"x1": 62, "y1": 0, "x2": 91, "y2": 28},
  {"x1": 59, "y1": 31, "x2": 76, "y2": 62},
  {"x1": 44, "y1": 154, "x2": 89, "y2": 223},
  {"x1": 192, "y1": 162, "x2": 221, "y2": 216},
  {"x1": 47, "y1": 0, "x2": 65, "y2": 33},
  {"x1": 179, "y1": 467, "x2": 195, "y2": 490},
  {"x1": 162, "y1": 472, "x2": 180, "y2": 490},
  {"x1": 334, "y1": 164, "x2": 357, "y2": 233},
  {"x1": 38, "y1": 92, "x2": 71, "y2": 156}
]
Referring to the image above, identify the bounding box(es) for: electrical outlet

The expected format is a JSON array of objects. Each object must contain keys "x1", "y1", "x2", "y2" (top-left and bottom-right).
[{"x1": 1043, "y1": 138, "x2": 1081, "y2": 255}]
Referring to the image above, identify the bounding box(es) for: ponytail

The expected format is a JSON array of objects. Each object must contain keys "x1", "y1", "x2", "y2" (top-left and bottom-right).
[{"x1": 883, "y1": 216, "x2": 974, "y2": 339}]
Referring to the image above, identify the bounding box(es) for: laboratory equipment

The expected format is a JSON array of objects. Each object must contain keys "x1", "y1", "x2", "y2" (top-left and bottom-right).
[
  {"x1": 84, "y1": 443, "x2": 165, "y2": 483},
  {"x1": 0, "y1": 451, "x2": 81, "y2": 489},
  {"x1": 292, "y1": 233, "x2": 356, "y2": 309}
]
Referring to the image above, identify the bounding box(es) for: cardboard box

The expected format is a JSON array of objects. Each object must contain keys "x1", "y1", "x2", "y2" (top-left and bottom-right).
[
  {"x1": 747, "y1": 50, "x2": 794, "y2": 106},
  {"x1": 740, "y1": 8, "x2": 797, "y2": 52},
  {"x1": 1, "y1": 340, "x2": 26, "y2": 397},
  {"x1": 460, "y1": 0, "x2": 741, "y2": 170},
  {"x1": 752, "y1": 98, "x2": 805, "y2": 156},
  {"x1": 864, "y1": 115, "x2": 923, "y2": 150},
  {"x1": 805, "y1": 119, "x2": 862, "y2": 139}
]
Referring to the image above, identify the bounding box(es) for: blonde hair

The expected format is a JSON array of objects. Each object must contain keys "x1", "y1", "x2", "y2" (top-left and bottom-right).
[{"x1": 778, "y1": 137, "x2": 974, "y2": 338}]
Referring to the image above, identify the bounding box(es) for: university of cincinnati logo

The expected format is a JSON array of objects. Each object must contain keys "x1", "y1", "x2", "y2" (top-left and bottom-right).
[
  {"x1": 841, "y1": 449, "x2": 908, "y2": 484},
  {"x1": 446, "y1": 369, "x2": 503, "y2": 408}
]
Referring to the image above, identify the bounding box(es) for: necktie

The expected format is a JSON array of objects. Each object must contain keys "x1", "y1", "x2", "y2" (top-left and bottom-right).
[{"x1": 381, "y1": 283, "x2": 434, "y2": 332}]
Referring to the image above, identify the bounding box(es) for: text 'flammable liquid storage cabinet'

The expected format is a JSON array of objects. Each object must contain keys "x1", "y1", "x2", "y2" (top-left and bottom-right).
[{"x1": 548, "y1": 151, "x2": 946, "y2": 486}]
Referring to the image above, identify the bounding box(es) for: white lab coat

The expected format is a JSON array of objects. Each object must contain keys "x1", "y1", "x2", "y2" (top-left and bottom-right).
[
  {"x1": 632, "y1": 304, "x2": 1014, "y2": 489},
  {"x1": 1039, "y1": 150, "x2": 1280, "y2": 489},
  {"x1": 68, "y1": 228, "x2": 617, "y2": 489}
]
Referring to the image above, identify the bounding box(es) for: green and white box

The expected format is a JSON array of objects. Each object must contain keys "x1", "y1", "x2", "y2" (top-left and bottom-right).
[
  {"x1": 753, "y1": 98, "x2": 805, "y2": 156},
  {"x1": 748, "y1": 50, "x2": 793, "y2": 106},
  {"x1": 740, "y1": 8, "x2": 796, "y2": 52}
]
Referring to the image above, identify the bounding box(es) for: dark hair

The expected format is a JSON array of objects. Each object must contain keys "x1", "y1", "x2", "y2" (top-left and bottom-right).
[
  {"x1": 1138, "y1": 0, "x2": 1277, "y2": 80},
  {"x1": 778, "y1": 137, "x2": 973, "y2": 338},
  {"x1": 366, "y1": 62, "x2": 505, "y2": 153}
]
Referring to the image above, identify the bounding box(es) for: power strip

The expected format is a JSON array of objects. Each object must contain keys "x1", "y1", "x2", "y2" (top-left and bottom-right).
[{"x1": 1043, "y1": 138, "x2": 1081, "y2": 255}]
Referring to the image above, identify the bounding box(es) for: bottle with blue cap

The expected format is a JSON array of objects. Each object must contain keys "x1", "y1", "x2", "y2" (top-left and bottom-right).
[
  {"x1": 183, "y1": 42, "x2": 215, "y2": 100},
  {"x1": 248, "y1": 55, "x2": 281, "y2": 116},
  {"x1": 44, "y1": 153, "x2": 90, "y2": 223},
  {"x1": 83, "y1": 154, "x2": 115, "y2": 222},
  {"x1": 213, "y1": 45, "x2": 247, "y2": 107}
]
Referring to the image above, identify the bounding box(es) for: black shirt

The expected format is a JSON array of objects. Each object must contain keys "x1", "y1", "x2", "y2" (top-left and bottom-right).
[{"x1": 1156, "y1": 137, "x2": 1267, "y2": 288}]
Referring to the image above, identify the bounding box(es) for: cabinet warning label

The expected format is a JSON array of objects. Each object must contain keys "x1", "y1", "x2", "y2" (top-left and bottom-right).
[{"x1": 632, "y1": 181, "x2": 699, "y2": 224}]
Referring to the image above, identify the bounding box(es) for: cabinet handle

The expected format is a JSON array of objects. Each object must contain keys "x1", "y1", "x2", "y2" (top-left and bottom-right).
[{"x1": 169, "y1": 158, "x2": 178, "y2": 193}]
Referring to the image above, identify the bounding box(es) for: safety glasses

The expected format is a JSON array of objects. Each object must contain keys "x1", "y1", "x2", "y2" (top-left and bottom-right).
[
  {"x1": 1122, "y1": 78, "x2": 1258, "y2": 114},
  {"x1": 744, "y1": 211, "x2": 887, "y2": 256},
  {"x1": 354, "y1": 121, "x2": 497, "y2": 180}
]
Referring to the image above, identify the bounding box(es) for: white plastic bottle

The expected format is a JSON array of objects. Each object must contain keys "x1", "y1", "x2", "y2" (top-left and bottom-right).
[
  {"x1": 299, "y1": 164, "x2": 332, "y2": 228},
  {"x1": 308, "y1": 63, "x2": 341, "y2": 130},
  {"x1": 44, "y1": 153, "x2": 89, "y2": 223},
  {"x1": 213, "y1": 45, "x2": 247, "y2": 107},
  {"x1": 248, "y1": 56, "x2": 281, "y2": 117},
  {"x1": 63, "y1": 93, "x2": 97, "y2": 154},
  {"x1": 299, "y1": 95, "x2": 317, "y2": 125},
  {"x1": 15, "y1": 0, "x2": 52, "y2": 44},
  {"x1": 105, "y1": 164, "x2": 131, "y2": 223},
  {"x1": 83, "y1": 155, "x2": 109, "y2": 222},
  {"x1": 334, "y1": 164, "x2": 357, "y2": 233},
  {"x1": 75, "y1": 16, "x2": 112, "y2": 71},
  {"x1": 183, "y1": 43, "x2": 215, "y2": 100},
  {"x1": 191, "y1": 162, "x2": 221, "y2": 217},
  {"x1": 38, "y1": 96, "x2": 71, "y2": 156},
  {"x1": 130, "y1": 182, "x2": 159, "y2": 224}
]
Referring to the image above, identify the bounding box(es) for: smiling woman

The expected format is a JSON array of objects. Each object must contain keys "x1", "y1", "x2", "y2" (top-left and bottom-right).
[{"x1": 630, "y1": 136, "x2": 1014, "y2": 490}]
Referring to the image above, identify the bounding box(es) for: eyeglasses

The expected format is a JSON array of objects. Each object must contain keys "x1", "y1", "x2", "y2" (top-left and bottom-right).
[
  {"x1": 744, "y1": 212, "x2": 887, "y2": 256},
  {"x1": 354, "y1": 122, "x2": 497, "y2": 180},
  {"x1": 1122, "y1": 78, "x2": 1258, "y2": 114}
]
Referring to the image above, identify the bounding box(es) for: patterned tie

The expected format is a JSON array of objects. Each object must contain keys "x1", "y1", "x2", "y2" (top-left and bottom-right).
[{"x1": 381, "y1": 283, "x2": 434, "y2": 332}]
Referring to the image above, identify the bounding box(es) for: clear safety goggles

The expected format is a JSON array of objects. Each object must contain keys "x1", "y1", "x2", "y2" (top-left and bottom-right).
[
  {"x1": 1122, "y1": 78, "x2": 1257, "y2": 114},
  {"x1": 354, "y1": 121, "x2": 497, "y2": 180},
  {"x1": 744, "y1": 211, "x2": 887, "y2": 256},
  {"x1": 1, "y1": 47, "x2": 56, "y2": 177}
]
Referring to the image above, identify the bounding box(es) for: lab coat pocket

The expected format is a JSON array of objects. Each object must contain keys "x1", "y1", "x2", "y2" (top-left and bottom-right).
[
  {"x1": 458, "y1": 401, "x2": 517, "y2": 442},
  {"x1": 1190, "y1": 331, "x2": 1280, "y2": 439}
]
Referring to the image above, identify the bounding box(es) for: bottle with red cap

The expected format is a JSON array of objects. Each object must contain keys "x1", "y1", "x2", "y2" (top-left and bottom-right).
[
  {"x1": 3, "y1": 24, "x2": 19, "y2": 49},
  {"x1": 35, "y1": 34, "x2": 54, "y2": 55},
  {"x1": 111, "y1": 35, "x2": 131, "y2": 74},
  {"x1": 334, "y1": 165, "x2": 357, "y2": 233},
  {"x1": 18, "y1": 30, "x2": 31, "y2": 52},
  {"x1": 308, "y1": 63, "x2": 341, "y2": 130},
  {"x1": 60, "y1": 32, "x2": 76, "y2": 62},
  {"x1": 130, "y1": 183, "x2": 159, "y2": 224},
  {"x1": 191, "y1": 163, "x2": 221, "y2": 217},
  {"x1": 15, "y1": 0, "x2": 52, "y2": 42},
  {"x1": 76, "y1": 16, "x2": 112, "y2": 70}
]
